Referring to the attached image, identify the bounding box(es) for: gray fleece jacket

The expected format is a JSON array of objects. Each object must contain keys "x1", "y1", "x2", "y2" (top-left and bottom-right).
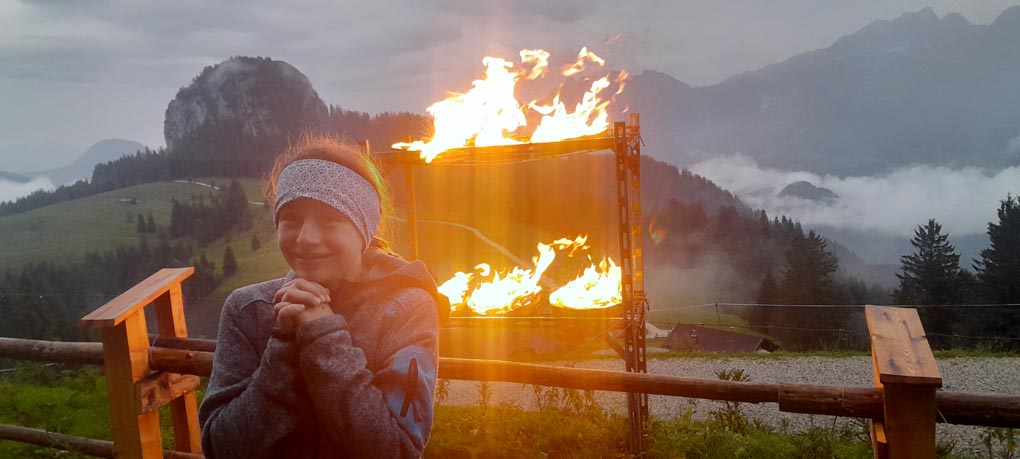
[{"x1": 199, "y1": 248, "x2": 450, "y2": 459}]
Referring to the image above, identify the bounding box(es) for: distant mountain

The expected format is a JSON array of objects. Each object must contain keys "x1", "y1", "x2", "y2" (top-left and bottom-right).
[
  {"x1": 26, "y1": 139, "x2": 147, "y2": 185},
  {"x1": 779, "y1": 181, "x2": 839, "y2": 203},
  {"x1": 815, "y1": 225, "x2": 989, "y2": 268},
  {"x1": 0, "y1": 170, "x2": 29, "y2": 183},
  {"x1": 616, "y1": 6, "x2": 1020, "y2": 175}
]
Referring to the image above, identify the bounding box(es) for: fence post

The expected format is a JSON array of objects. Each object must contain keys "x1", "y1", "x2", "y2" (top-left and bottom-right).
[
  {"x1": 153, "y1": 282, "x2": 202, "y2": 453},
  {"x1": 80, "y1": 268, "x2": 197, "y2": 459},
  {"x1": 866, "y1": 305, "x2": 943, "y2": 459}
]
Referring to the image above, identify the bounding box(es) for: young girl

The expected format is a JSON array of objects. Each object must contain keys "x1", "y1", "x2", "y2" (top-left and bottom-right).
[{"x1": 199, "y1": 137, "x2": 449, "y2": 458}]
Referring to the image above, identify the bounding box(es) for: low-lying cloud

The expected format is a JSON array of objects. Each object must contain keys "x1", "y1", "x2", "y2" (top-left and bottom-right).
[
  {"x1": 689, "y1": 154, "x2": 1019, "y2": 237},
  {"x1": 0, "y1": 177, "x2": 55, "y2": 204}
]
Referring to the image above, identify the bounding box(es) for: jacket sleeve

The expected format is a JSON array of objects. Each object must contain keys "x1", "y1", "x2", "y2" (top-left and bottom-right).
[
  {"x1": 294, "y1": 289, "x2": 439, "y2": 459},
  {"x1": 199, "y1": 292, "x2": 315, "y2": 459}
]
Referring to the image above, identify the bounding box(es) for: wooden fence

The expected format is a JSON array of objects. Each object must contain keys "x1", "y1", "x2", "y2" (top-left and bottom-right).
[{"x1": 1, "y1": 268, "x2": 1019, "y2": 458}]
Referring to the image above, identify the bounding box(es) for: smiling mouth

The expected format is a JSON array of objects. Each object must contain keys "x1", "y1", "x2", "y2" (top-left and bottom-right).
[{"x1": 295, "y1": 254, "x2": 332, "y2": 262}]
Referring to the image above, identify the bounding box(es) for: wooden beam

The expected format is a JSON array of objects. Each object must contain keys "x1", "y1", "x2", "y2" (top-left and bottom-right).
[
  {"x1": 99, "y1": 313, "x2": 164, "y2": 458},
  {"x1": 80, "y1": 268, "x2": 194, "y2": 328},
  {"x1": 778, "y1": 383, "x2": 884, "y2": 419},
  {"x1": 153, "y1": 284, "x2": 202, "y2": 454},
  {"x1": 867, "y1": 305, "x2": 942, "y2": 459},
  {"x1": 440, "y1": 357, "x2": 777, "y2": 403},
  {"x1": 5, "y1": 338, "x2": 1020, "y2": 428},
  {"x1": 150, "y1": 347, "x2": 213, "y2": 376},
  {"x1": 0, "y1": 423, "x2": 114, "y2": 458},
  {"x1": 867, "y1": 305, "x2": 942, "y2": 386},
  {"x1": 935, "y1": 391, "x2": 1020, "y2": 427},
  {"x1": 136, "y1": 372, "x2": 201, "y2": 414},
  {"x1": 0, "y1": 337, "x2": 104, "y2": 365},
  {"x1": 0, "y1": 424, "x2": 204, "y2": 459},
  {"x1": 149, "y1": 335, "x2": 216, "y2": 352}
]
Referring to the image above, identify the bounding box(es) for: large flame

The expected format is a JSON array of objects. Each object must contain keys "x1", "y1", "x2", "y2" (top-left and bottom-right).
[
  {"x1": 392, "y1": 47, "x2": 627, "y2": 162},
  {"x1": 438, "y1": 235, "x2": 622, "y2": 314},
  {"x1": 549, "y1": 256, "x2": 622, "y2": 310}
]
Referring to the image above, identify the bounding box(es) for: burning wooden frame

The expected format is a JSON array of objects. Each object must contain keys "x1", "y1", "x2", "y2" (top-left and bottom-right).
[{"x1": 372, "y1": 113, "x2": 649, "y2": 449}]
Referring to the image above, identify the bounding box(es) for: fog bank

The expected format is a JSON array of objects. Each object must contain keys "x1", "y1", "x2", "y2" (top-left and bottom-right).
[{"x1": 690, "y1": 154, "x2": 1019, "y2": 238}]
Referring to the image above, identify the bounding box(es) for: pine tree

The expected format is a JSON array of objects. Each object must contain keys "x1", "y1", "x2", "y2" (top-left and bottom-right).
[
  {"x1": 756, "y1": 270, "x2": 777, "y2": 305},
  {"x1": 251, "y1": 233, "x2": 261, "y2": 251},
  {"x1": 772, "y1": 231, "x2": 850, "y2": 350},
  {"x1": 777, "y1": 230, "x2": 839, "y2": 305},
  {"x1": 146, "y1": 213, "x2": 157, "y2": 233},
  {"x1": 893, "y1": 219, "x2": 963, "y2": 306},
  {"x1": 169, "y1": 198, "x2": 190, "y2": 237},
  {"x1": 136, "y1": 213, "x2": 147, "y2": 234},
  {"x1": 975, "y1": 195, "x2": 1020, "y2": 304},
  {"x1": 969, "y1": 195, "x2": 1020, "y2": 348},
  {"x1": 222, "y1": 245, "x2": 238, "y2": 277}
]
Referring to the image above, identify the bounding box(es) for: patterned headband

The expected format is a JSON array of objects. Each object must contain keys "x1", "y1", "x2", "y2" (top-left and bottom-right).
[{"x1": 274, "y1": 159, "x2": 381, "y2": 248}]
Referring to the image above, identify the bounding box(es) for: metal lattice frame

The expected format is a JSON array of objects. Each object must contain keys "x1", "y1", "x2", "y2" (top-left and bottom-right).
[
  {"x1": 613, "y1": 114, "x2": 648, "y2": 452},
  {"x1": 379, "y1": 114, "x2": 647, "y2": 454}
]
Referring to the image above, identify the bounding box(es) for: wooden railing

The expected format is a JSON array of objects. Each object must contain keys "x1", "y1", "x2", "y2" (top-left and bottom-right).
[{"x1": 1, "y1": 269, "x2": 1020, "y2": 458}]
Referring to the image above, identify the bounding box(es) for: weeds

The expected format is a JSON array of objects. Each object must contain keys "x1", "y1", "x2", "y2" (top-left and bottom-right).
[
  {"x1": 981, "y1": 428, "x2": 1018, "y2": 459},
  {"x1": 435, "y1": 378, "x2": 449, "y2": 406},
  {"x1": 475, "y1": 381, "x2": 492, "y2": 410},
  {"x1": 710, "y1": 368, "x2": 751, "y2": 433}
]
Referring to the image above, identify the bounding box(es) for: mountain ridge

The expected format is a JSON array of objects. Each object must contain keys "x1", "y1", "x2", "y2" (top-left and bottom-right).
[{"x1": 615, "y1": 5, "x2": 1020, "y2": 176}]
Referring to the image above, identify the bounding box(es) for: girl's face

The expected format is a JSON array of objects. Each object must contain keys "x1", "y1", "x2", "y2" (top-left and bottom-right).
[{"x1": 277, "y1": 198, "x2": 365, "y2": 291}]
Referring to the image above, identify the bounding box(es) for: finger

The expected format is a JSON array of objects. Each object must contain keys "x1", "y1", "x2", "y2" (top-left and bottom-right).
[
  {"x1": 275, "y1": 280, "x2": 331, "y2": 304},
  {"x1": 276, "y1": 302, "x2": 307, "y2": 323},
  {"x1": 277, "y1": 289, "x2": 328, "y2": 308},
  {"x1": 276, "y1": 302, "x2": 306, "y2": 333},
  {"x1": 289, "y1": 278, "x2": 332, "y2": 302},
  {"x1": 273, "y1": 301, "x2": 290, "y2": 321},
  {"x1": 274, "y1": 281, "x2": 302, "y2": 304}
]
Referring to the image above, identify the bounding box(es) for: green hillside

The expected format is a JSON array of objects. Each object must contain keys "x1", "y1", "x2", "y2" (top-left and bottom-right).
[
  {"x1": 0, "y1": 179, "x2": 264, "y2": 270},
  {"x1": 0, "y1": 178, "x2": 535, "y2": 335}
]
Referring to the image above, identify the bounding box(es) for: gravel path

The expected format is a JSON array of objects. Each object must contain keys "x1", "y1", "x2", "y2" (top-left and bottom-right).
[{"x1": 438, "y1": 355, "x2": 1020, "y2": 455}]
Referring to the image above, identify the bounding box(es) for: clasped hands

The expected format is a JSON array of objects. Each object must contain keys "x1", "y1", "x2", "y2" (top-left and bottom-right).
[{"x1": 273, "y1": 278, "x2": 335, "y2": 336}]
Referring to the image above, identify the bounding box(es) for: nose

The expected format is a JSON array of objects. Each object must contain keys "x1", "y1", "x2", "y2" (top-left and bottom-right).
[{"x1": 295, "y1": 220, "x2": 323, "y2": 246}]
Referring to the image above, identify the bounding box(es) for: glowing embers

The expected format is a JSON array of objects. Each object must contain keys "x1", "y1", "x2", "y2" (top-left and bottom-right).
[
  {"x1": 438, "y1": 235, "x2": 622, "y2": 316},
  {"x1": 392, "y1": 47, "x2": 628, "y2": 162}
]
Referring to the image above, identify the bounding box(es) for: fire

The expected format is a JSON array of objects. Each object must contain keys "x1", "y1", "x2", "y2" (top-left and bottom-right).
[
  {"x1": 549, "y1": 256, "x2": 622, "y2": 310},
  {"x1": 438, "y1": 234, "x2": 622, "y2": 315},
  {"x1": 392, "y1": 47, "x2": 627, "y2": 162}
]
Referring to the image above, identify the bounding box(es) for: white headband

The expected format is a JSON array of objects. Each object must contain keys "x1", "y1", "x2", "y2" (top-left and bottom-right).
[{"x1": 274, "y1": 159, "x2": 381, "y2": 248}]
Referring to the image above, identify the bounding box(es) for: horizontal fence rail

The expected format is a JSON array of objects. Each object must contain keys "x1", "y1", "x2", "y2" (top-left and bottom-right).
[
  {"x1": 0, "y1": 424, "x2": 202, "y2": 459},
  {"x1": 3, "y1": 337, "x2": 1019, "y2": 428}
]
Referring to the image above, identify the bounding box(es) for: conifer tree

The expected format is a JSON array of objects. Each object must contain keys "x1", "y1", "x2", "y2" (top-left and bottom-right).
[
  {"x1": 756, "y1": 270, "x2": 777, "y2": 305},
  {"x1": 146, "y1": 213, "x2": 157, "y2": 233},
  {"x1": 169, "y1": 198, "x2": 190, "y2": 237},
  {"x1": 975, "y1": 194, "x2": 1020, "y2": 304},
  {"x1": 251, "y1": 233, "x2": 261, "y2": 251},
  {"x1": 136, "y1": 213, "x2": 146, "y2": 234},
  {"x1": 771, "y1": 231, "x2": 850, "y2": 350},
  {"x1": 222, "y1": 245, "x2": 238, "y2": 277},
  {"x1": 777, "y1": 230, "x2": 839, "y2": 305},
  {"x1": 894, "y1": 219, "x2": 963, "y2": 305}
]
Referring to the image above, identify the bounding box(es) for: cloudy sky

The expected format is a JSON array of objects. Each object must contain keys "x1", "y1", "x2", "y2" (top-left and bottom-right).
[{"x1": 2, "y1": 0, "x2": 1019, "y2": 172}]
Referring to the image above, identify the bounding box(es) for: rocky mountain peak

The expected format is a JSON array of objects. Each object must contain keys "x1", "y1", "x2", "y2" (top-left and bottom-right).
[
  {"x1": 163, "y1": 56, "x2": 327, "y2": 151},
  {"x1": 992, "y1": 4, "x2": 1020, "y2": 30}
]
